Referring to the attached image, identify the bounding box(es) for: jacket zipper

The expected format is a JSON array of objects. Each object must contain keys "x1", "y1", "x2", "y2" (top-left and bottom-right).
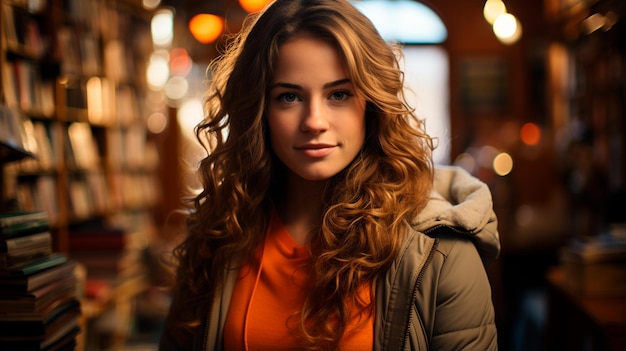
[
  {"x1": 201, "y1": 315, "x2": 209, "y2": 351},
  {"x1": 401, "y1": 235, "x2": 439, "y2": 350}
]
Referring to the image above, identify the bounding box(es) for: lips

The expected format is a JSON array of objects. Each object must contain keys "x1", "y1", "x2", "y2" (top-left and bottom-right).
[{"x1": 296, "y1": 143, "x2": 336, "y2": 158}]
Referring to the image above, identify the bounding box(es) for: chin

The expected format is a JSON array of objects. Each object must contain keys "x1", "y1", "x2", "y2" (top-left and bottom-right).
[{"x1": 294, "y1": 171, "x2": 337, "y2": 182}]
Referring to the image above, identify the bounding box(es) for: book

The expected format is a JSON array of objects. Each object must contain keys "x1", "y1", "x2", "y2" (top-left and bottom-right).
[
  {"x1": 0, "y1": 231, "x2": 52, "y2": 253},
  {"x1": 0, "y1": 298, "x2": 80, "y2": 338},
  {"x1": 32, "y1": 122, "x2": 55, "y2": 171},
  {"x1": 68, "y1": 227, "x2": 126, "y2": 251},
  {"x1": 0, "y1": 290, "x2": 78, "y2": 322},
  {"x1": 35, "y1": 176, "x2": 58, "y2": 222},
  {"x1": 0, "y1": 275, "x2": 77, "y2": 313},
  {"x1": 0, "y1": 106, "x2": 35, "y2": 163},
  {"x1": 0, "y1": 324, "x2": 79, "y2": 351},
  {"x1": 67, "y1": 178, "x2": 92, "y2": 219},
  {"x1": 0, "y1": 260, "x2": 75, "y2": 293},
  {"x1": 0, "y1": 253, "x2": 66, "y2": 277},
  {"x1": 85, "y1": 172, "x2": 110, "y2": 214},
  {"x1": 2, "y1": 61, "x2": 19, "y2": 109},
  {"x1": 0, "y1": 244, "x2": 52, "y2": 270},
  {"x1": 0, "y1": 211, "x2": 50, "y2": 238},
  {"x1": 67, "y1": 122, "x2": 100, "y2": 170}
]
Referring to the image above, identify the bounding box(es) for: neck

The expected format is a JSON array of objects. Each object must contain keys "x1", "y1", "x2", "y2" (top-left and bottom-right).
[{"x1": 276, "y1": 173, "x2": 327, "y2": 245}]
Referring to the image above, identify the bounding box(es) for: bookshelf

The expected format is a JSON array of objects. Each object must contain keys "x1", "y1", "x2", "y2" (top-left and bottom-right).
[
  {"x1": 545, "y1": 0, "x2": 626, "y2": 237},
  {"x1": 544, "y1": 2, "x2": 626, "y2": 347},
  {"x1": 0, "y1": 0, "x2": 161, "y2": 349}
]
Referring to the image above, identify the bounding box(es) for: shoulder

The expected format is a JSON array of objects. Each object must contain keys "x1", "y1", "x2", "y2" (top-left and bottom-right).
[{"x1": 427, "y1": 227, "x2": 482, "y2": 261}]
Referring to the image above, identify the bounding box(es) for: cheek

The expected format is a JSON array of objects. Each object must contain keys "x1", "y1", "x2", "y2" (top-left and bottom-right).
[{"x1": 352, "y1": 113, "x2": 367, "y2": 147}]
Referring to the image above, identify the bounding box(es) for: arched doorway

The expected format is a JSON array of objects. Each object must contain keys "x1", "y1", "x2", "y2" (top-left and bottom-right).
[{"x1": 351, "y1": 0, "x2": 450, "y2": 164}]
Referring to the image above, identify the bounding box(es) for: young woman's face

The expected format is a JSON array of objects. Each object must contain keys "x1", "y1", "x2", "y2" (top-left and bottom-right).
[{"x1": 267, "y1": 35, "x2": 366, "y2": 182}]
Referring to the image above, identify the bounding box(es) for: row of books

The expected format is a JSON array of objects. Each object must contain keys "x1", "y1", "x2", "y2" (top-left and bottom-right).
[
  {"x1": 0, "y1": 211, "x2": 81, "y2": 351},
  {"x1": 1, "y1": 0, "x2": 141, "y2": 82},
  {"x1": 2, "y1": 0, "x2": 130, "y2": 80},
  {"x1": 0, "y1": 104, "x2": 35, "y2": 163},
  {"x1": 1, "y1": 3, "x2": 48, "y2": 58},
  {"x1": 10, "y1": 175, "x2": 59, "y2": 225},
  {"x1": 7, "y1": 170, "x2": 160, "y2": 223},
  {"x1": 3, "y1": 68, "x2": 143, "y2": 128},
  {"x1": 1, "y1": 59, "x2": 55, "y2": 117},
  {"x1": 8, "y1": 119, "x2": 158, "y2": 174}
]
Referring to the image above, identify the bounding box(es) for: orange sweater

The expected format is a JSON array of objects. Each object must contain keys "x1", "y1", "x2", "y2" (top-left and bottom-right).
[{"x1": 223, "y1": 213, "x2": 373, "y2": 350}]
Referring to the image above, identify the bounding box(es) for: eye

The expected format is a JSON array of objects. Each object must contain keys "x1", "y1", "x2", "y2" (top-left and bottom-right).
[
  {"x1": 276, "y1": 92, "x2": 300, "y2": 103},
  {"x1": 329, "y1": 90, "x2": 352, "y2": 101}
]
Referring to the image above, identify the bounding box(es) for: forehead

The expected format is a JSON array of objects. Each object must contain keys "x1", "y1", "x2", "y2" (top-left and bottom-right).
[{"x1": 272, "y1": 35, "x2": 348, "y2": 83}]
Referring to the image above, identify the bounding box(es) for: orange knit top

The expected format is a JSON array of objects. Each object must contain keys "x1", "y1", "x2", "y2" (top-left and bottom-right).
[{"x1": 223, "y1": 212, "x2": 374, "y2": 350}]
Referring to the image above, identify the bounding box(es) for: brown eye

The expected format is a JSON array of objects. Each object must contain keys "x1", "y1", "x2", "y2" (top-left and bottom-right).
[
  {"x1": 277, "y1": 92, "x2": 300, "y2": 103},
  {"x1": 329, "y1": 90, "x2": 352, "y2": 101}
]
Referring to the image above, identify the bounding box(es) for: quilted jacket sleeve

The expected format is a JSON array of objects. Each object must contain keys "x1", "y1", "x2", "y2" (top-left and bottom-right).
[{"x1": 428, "y1": 232, "x2": 498, "y2": 350}]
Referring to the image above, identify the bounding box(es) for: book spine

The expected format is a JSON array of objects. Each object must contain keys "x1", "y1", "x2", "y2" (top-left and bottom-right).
[
  {"x1": 0, "y1": 231, "x2": 51, "y2": 253},
  {"x1": 27, "y1": 261, "x2": 75, "y2": 292},
  {"x1": 0, "y1": 253, "x2": 66, "y2": 276},
  {"x1": 0, "y1": 211, "x2": 48, "y2": 227},
  {"x1": 0, "y1": 220, "x2": 50, "y2": 238},
  {"x1": 0, "y1": 246, "x2": 52, "y2": 269}
]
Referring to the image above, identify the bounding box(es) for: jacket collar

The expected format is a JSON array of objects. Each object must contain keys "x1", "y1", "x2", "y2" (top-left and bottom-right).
[{"x1": 412, "y1": 165, "x2": 500, "y2": 262}]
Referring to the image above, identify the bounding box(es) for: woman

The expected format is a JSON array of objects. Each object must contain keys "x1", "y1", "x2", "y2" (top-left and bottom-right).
[{"x1": 159, "y1": 0, "x2": 500, "y2": 350}]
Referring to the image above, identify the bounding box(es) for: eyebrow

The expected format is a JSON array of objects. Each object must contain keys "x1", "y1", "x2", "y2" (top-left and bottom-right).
[{"x1": 269, "y1": 78, "x2": 351, "y2": 91}]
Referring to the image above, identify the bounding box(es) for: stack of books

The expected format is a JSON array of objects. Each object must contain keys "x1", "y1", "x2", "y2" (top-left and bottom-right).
[
  {"x1": 0, "y1": 211, "x2": 81, "y2": 351},
  {"x1": 68, "y1": 224, "x2": 146, "y2": 303},
  {"x1": 561, "y1": 233, "x2": 626, "y2": 296}
]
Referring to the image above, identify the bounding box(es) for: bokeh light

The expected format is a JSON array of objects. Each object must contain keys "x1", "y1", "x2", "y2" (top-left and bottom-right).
[
  {"x1": 189, "y1": 14, "x2": 224, "y2": 44},
  {"x1": 169, "y1": 48, "x2": 192, "y2": 77},
  {"x1": 147, "y1": 112, "x2": 168, "y2": 134},
  {"x1": 239, "y1": 0, "x2": 272, "y2": 13},
  {"x1": 483, "y1": 0, "x2": 507, "y2": 24},
  {"x1": 493, "y1": 152, "x2": 514, "y2": 176},
  {"x1": 146, "y1": 51, "x2": 170, "y2": 90},
  {"x1": 493, "y1": 13, "x2": 522, "y2": 44},
  {"x1": 163, "y1": 76, "x2": 189, "y2": 101},
  {"x1": 151, "y1": 8, "x2": 174, "y2": 47},
  {"x1": 520, "y1": 122, "x2": 541, "y2": 146}
]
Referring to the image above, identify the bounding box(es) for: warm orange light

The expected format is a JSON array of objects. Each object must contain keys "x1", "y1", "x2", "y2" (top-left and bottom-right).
[
  {"x1": 169, "y1": 48, "x2": 192, "y2": 77},
  {"x1": 238, "y1": 0, "x2": 272, "y2": 13},
  {"x1": 189, "y1": 14, "x2": 224, "y2": 44},
  {"x1": 520, "y1": 122, "x2": 541, "y2": 146}
]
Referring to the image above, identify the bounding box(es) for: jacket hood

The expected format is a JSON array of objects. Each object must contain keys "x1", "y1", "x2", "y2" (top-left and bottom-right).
[{"x1": 412, "y1": 165, "x2": 501, "y2": 263}]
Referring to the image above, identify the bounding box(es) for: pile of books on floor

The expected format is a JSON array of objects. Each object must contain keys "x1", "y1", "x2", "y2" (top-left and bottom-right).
[{"x1": 0, "y1": 211, "x2": 81, "y2": 351}]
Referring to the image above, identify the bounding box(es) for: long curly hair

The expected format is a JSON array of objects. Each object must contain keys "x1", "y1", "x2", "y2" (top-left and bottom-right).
[{"x1": 173, "y1": 0, "x2": 434, "y2": 348}]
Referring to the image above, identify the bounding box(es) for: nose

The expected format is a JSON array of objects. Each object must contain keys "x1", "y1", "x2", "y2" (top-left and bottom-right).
[{"x1": 301, "y1": 99, "x2": 329, "y2": 134}]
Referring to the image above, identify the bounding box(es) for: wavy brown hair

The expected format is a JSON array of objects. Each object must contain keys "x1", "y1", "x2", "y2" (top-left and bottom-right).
[{"x1": 173, "y1": 0, "x2": 434, "y2": 349}]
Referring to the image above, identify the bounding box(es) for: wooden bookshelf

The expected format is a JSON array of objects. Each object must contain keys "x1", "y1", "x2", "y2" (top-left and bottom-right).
[
  {"x1": 0, "y1": 0, "x2": 160, "y2": 349},
  {"x1": 545, "y1": 0, "x2": 626, "y2": 237},
  {"x1": 0, "y1": 0, "x2": 160, "y2": 245}
]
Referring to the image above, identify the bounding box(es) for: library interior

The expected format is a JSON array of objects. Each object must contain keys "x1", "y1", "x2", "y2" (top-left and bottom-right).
[{"x1": 0, "y1": 0, "x2": 624, "y2": 350}]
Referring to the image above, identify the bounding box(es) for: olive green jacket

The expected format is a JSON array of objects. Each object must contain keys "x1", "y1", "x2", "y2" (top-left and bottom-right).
[{"x1": 159, "y1": 165, "x2": 500, "y2": 350}]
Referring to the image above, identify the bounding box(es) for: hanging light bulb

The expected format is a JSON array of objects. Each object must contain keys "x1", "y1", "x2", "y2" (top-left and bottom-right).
[
  {"x1": 238, "y1": 0, "x2": 272, "y2": 13},
  {"x1": 493, "y1": 12, "x2": 522, "y2": 45},
  {"x1": 483, "y1": 0, "x2": 507, "y2": 24},
  {"x1": 189, "y1": 13, "x2": 224, "y2": 44}
]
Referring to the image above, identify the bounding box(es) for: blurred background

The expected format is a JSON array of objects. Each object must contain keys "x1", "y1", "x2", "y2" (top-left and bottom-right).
[{"x1": 0, "y1": 0, "x2": 624, "y2": 350}]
